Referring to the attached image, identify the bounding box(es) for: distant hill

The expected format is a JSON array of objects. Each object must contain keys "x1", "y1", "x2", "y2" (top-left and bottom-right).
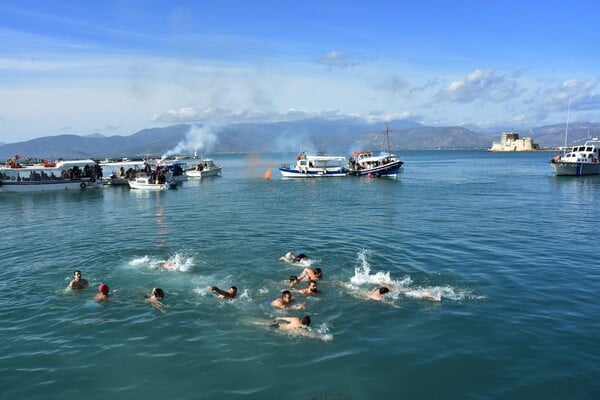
[{"x1": 1, "y1": 119, "x2": 598, "y2": 159}]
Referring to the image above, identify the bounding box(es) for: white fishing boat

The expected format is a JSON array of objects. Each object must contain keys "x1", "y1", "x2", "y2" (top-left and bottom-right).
[
  {"x1": 128, "y1": 171, "x2": 177, "y2": 191},
  {"x1": 347, "y1": 123, "x2": 404, "y2": 178},
  {"x1": 549, "y1": 102, "x2": 600, "y2": 176},
  {"x1": 550, "y1": 138, "x2": 600, "y2": 176},
  {"x1": 0, "y1": 158, "x2": 101, "y2": 193},
  {"x1": 185, "y1": 158, "x2": 223, "y2": 178},
  {"x1": 99, "y1": 158, "x2": 146, "y2": 185},
  {"x1": 279, "y1": 152, "x2": 347, "y2": 178}
]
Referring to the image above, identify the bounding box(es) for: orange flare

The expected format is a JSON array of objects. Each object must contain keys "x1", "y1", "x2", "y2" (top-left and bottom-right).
[{"x1": 264, "y1": 166, "x2": 273, "y2": 180}]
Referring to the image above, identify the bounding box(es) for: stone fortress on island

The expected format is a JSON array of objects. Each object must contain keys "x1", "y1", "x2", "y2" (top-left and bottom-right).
[{"x1": 488, "y1": 131, "x2": 540, "y2": 152}]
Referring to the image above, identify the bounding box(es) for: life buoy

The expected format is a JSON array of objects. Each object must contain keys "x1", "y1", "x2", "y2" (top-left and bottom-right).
[
  {"x1": 80, "y1": 182, "x2": 86, "y2": 189},
  {"x1": 90, "y1": 177, "x2": 96, "y2": 183}
]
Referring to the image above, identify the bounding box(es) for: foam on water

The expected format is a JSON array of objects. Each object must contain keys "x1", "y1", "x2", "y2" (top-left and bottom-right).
[
  {"x1": 347, "y1": 249, "x2": 480, "y2": 302},
  {"x1": 127, "y1": 251, "x2": 195, "y2": 272}
]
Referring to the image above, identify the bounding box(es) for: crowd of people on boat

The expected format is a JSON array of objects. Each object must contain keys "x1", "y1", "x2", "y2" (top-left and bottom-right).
[{"x1": 1, "y1": 162, "x2": 103, "y2": 182}]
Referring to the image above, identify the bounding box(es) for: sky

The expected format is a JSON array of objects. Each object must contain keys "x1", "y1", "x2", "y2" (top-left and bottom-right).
[{"x1": 1, "y1": 0, "x2": 599, "y2": 143}]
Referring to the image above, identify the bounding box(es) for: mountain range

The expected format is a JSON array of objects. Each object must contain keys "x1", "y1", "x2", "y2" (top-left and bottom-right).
[{"x1": 1, "y1": 118, "x2": 599, "y2": 160}]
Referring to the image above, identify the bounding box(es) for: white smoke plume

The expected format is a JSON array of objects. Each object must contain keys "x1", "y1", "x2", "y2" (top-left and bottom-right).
[{"x1": 162, "y1": 124, "x2": 218, "y2": 159}]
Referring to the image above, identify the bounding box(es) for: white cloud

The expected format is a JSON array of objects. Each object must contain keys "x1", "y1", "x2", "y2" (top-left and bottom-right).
[
  {"x1": 315, "y1": 51, "x2": 359, "y2": 69},
  {"x1": 538, "y1": 79, "x2": 600, "y2": 112},
  {"x1": 376, "y1": 75, "x2": 408, "y2": 93},
  {"x1": 441, "y1": 69, "x2": 525, "y2": 103},
  {"x1": 366, "y1": 111, "x2": 418, "y2": 123},
  {"x1": 151, "y1": 107, "x2": 364, "y2": 125}
]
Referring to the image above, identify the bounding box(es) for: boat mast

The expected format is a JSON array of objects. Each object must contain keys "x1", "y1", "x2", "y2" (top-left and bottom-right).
[
  {"x1": 385, "y1": 122, "x2": 392, "y2": 157},
  {"x1": 563, "y1": 99, "x2": 571, "y2": 156}
]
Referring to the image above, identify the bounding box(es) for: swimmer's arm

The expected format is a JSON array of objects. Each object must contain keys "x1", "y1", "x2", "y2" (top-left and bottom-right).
[
  {"x1": 209, "y1": 286, "x2": 229, "y2": 297},
  {"x1": 150, "y1": 301, "x2": 166, "y2": 313},
  {"x1": 293, "y1": 301, "x2": 307, "y2": 310}
]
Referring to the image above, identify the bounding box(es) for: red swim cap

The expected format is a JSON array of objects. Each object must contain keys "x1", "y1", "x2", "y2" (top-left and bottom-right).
[{"x1": 98, "y1": 283, "x2": 109, "y2": 294}]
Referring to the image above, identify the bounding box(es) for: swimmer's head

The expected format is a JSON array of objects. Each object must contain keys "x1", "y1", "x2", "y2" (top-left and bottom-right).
[
  {"x1": 289, "y1": 275, "x2": 299, "y2": 283},
  {"x1": 73, "y1": 270, "x2": 82, "y2": 278},
  {"x1": 281, "y1": 290, "x2": 292, "y2": 301},
  {"x1": 314, "y1": 268, "x2": 322, "y2": 278},
  {"x1": 153, "y1": 288, "x2": 164, "y2": 299},
  {"x1": 379, "y1": 287, "x2": 390, "y2": 294},
  {"x1": 98, "y1": 283, "x2": 109, "y2": 295},
  {"x1": 301, "y1": 316, "x2": 311, "y2": 326},
  {"x1": 229, "y1": 286, "x2": 238, "y2": 296}
]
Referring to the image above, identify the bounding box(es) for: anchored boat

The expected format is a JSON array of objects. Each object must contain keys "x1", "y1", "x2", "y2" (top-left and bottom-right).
[
  {"x1": 279, "y1": 151, "x2": 347, "y2": 178},
  {"x1": 0, "y1": 158, "x2": 102, "y2": 193},
  {"x1": 347, "y1": 123, "x2": 404, "y2": 178}
]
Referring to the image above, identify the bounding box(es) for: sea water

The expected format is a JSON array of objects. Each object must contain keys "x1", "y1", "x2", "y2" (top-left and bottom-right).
[{"x1": 1, "y1": 151, "x2": 599, "y2": 399}]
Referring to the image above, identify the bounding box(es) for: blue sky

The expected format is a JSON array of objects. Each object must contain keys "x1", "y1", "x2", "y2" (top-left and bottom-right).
[{"x1": 1, "y1": 0, "x2": 599, "y2": 143}]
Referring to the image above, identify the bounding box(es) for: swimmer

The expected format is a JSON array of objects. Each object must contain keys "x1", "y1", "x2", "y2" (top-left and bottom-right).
[
  {"x1": 146, "y1": 287, "x2": 165, "y2": 312},
  {"x1": 299, "y1": 267, "x2": 322, "y2": 281},
  {"x1": 271, "y1": 316, "x2": 311, "y2": 331},
  {"x1": 289, "y1": 275, "x2": 302, "y2": 287},
  {"x1": 161, "y1": 261, "x2": 177, "y2": 271},
  {"x1": 270, "y1": 290, "x2": 306, "y2": 310},
  {"x1": 369, "y1": 286, "x2": 390, "y2": 301},
  {"x1": 208, "y1": 285, "x2": 237, "y2": 299},
  {"x1": 383, "y1": 283, "x2": 442, "y2": 302},
  {"x1": 293, "y1": 253, "x2": 309, "y2": 263},
  {"x1": 297, "y1": 280, "x2": 319, "y2": 296},
  {"x1": 418, "y1": 291, "x2": 442, "y2": 302},
  {"x1": 279, "y1": 252, "x2": 295, "y2": 263},
  {"x1": 279, "y1": 252, "x2": 309, "y2": 264},
  {"x1": 69, "y1": 270, "x2": 89, "y2": 290},
  {"x1": 94, "y1": 283, "x2": 110, "y2": 302}
]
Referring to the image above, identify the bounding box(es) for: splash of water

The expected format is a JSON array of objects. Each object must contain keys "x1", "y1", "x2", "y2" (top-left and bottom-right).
[
  {"x1": 350, "y1": 249, "x2": 393, "y2": 285},
  {"x1": 347, "y1": 249, "x2": 481, "y2": 302},
  {"x1": 127, "y1": 252, "x2": 194, "y2": 272}
]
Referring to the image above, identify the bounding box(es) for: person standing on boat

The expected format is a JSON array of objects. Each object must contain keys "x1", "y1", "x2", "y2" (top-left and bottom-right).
[{"x1": 68, "y1": 270, "x2": 89, "y2": 290}]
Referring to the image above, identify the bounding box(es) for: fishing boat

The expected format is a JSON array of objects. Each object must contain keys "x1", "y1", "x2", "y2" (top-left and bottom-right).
[
  {"x1": 0, "y1": 157, "x2": 101, "y2": 193},
  {"x1": 185, "y1": 158, "x2": 223, "y2": 178},
  {"x1": 99, "y1": 158, "x2": 146, "y2": 185},
  {"x1": 128, "y1": 170, "x2": 177, "y2": 190},
  {"x1": 279, "y1": 152, "x2": 347, "y2": 178},
  {"x1": 347, "y1": 123, "x2": 404, "y2": 178},
  {"x1": 550, "y1": 138, "x2": 600, "y2": 176},
  {"x1": 549, "y1": 102, "x2": 600, "y2": 176}
]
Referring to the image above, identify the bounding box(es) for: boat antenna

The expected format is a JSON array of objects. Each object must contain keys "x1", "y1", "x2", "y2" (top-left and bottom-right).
[{"x1": 563, "y1": 99, "x2": 571, "y2": 156}]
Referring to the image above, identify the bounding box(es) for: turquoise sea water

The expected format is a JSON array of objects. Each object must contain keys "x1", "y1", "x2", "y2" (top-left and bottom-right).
[{"x1": 1, "y1": 150, "x2": 599, "y2": 399}]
